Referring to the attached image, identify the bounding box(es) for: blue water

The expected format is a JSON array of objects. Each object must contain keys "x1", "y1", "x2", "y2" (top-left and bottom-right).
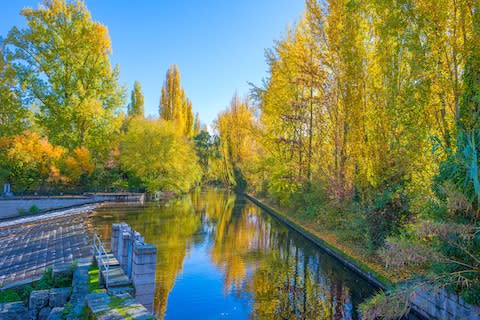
[{"x1": 93, "y1": 188, "x2": 378, "y2": 319}]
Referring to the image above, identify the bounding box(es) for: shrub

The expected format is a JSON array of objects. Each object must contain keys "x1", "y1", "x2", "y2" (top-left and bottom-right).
[
  {"x1": 29, "y1": 204, "x2": 40, "y2": 214},
  {"x1": 20, "y1": 285, "x2": 33, "y2": 301},
  {"x1": 36, "y1": 268, "x2": 54, "y2": 290}
]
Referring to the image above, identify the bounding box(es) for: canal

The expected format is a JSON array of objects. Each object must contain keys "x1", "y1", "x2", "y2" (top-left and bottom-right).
[{"x1": 91, "y1": 188, "x2": 379, "y2": 319}]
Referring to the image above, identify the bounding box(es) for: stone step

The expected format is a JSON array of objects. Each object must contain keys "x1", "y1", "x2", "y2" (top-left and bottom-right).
[
  {"x1": 107, "y1": 286, "x2": 135, "y2": 296},
  {"x1": 86, "y1": 292, "x2": 153, "y2": 320},
  {"x1": 101, "y1": 266, "x2": 132, "y2": 288},
  {"x1": 95, "y1": 253, "x2": 120, "y2": 268}
]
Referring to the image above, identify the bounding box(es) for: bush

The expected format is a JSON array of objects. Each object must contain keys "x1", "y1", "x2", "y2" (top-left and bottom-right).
[
  {"x1": 36, "y1": 268, "x2": 54, "y2": 290},
  {"x1": 20, "y1": 285, "x2": 33, "y2": 301},
  {"x1": 29, "y1": 204, "x2": 40, "y2": 214}
]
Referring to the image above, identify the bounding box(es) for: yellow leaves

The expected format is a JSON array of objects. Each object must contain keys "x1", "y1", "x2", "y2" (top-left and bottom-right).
[
  {"x1": 3, "y1": 131, "x2": 98, "y2": 189},
  {"x1": 9, "y1": 131, "x2": 64, "y2": 164},
  {"x1": 78, "y1": 98, "x2": 105, "y2": 121},
  {"x1": 214, "y1": 94, "x2": 262, "y2": 187},
  {"x1": 6, "y1": 131, "x2": 66, "y2": 188},
  {"x1": 159, "y1": 65, "x2": 195, "y2": 137},
  {"x1": 64, "y1": 146, "x2": 94, "y2": 183},
  {"x1": 120, "y1": 117, "x2": 202, "y2": 193},
  {"x1": 90, "y1": 23, "x2": 112, "y2": 53}
]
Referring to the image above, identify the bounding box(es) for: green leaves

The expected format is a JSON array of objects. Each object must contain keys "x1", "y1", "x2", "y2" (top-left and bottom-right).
[
  {"x1": 128, "y1": 81, "x2": 144, "y2": 118},
  {"x1": 6, "y1": 0, "x2": 124, "y2": 154}
]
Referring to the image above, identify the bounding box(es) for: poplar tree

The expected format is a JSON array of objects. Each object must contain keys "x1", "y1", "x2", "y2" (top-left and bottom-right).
[
  {"x1": 159, "y1": 65, "x2": 195, "y2": 137},
  {"x1": 128, "y1": 81, "x2": 144, "y2": 117},
  {"x1": 193, "y1": 113, "x2": 201, "y2": 136}
]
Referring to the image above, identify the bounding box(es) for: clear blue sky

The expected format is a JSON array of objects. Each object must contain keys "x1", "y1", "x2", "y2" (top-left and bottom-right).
[{"x1": 1, "y1": 1, "x2": 305, "y2": 125}]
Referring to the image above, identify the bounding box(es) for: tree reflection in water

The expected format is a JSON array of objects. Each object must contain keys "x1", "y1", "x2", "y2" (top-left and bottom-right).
[{"x1": 92, "y1": 188, "x2": 377, "y2": 319}]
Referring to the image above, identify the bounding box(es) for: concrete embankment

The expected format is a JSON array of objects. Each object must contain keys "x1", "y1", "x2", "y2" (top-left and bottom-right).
[
  {"x1": 244, "y1": 193, "x2": 388, "y2": 290},
  {"x1": 0, "y1": 193, "x2": 144, "y2": 220}
]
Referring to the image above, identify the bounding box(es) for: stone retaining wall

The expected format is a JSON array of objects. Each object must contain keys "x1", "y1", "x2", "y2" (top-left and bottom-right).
[
  {"x1": 411, "y1": 287, "x2": 480, "y2": 319},
  {"x1": 111, "y1": 223, "x2": 156, "y2": 312},
  {"x1": 0, "y1": 193, "x2": 144, "y2": 219}
]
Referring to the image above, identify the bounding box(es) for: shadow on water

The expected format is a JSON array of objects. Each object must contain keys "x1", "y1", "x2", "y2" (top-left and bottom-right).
[{"x1": 91, "y1": 188, "x2": 379, "y2": 320}]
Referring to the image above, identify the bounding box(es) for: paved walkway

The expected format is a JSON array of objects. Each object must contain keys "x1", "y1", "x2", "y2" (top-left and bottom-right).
[{"x1": 0, "y1": 212, "x2": 93, "y2": 288}]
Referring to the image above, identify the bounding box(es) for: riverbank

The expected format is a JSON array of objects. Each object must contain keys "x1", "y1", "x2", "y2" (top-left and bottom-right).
[{"x1": 244, "y1": 193, "x2": 395, "y2": 289}]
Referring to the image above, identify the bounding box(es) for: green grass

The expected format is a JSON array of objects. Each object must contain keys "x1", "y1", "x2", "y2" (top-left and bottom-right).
[
  {"x1": 0, "y1": 265, "x2": 75, "y2": 304},
  {"x1": 0, "y1": 289, "x2": 21, "y2": 303},
  {"x1": 88, "y1": 264, "x2": 101, "y2": 292},
  {"x1": 108, "y1": 295, "x2": 128, "y2": 308},
  {"x1": 106, "y1": 296, "x2": 155, "y2": 320}
]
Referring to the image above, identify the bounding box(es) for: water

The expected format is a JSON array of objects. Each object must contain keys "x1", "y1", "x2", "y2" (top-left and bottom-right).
[{"x1": 91, "y1": 188, "x2": 379, "y2": 319}]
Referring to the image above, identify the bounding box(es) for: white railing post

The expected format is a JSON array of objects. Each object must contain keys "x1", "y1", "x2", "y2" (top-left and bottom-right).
[{"x1": 93, "y1": 232, "x2": 110, "y2": 289}]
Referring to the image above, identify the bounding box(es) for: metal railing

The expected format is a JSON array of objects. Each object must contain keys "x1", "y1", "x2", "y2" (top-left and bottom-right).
[{"x1": 93, "y1": 232, "x2": 110, "y2": 288}]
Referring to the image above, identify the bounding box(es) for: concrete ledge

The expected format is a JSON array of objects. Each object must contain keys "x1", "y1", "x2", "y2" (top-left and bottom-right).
[{"x1": 0, "y1": 193, "x2": 144, "y2": 220}]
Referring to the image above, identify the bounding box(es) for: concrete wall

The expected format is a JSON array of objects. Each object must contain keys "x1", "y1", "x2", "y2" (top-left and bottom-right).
[
  {"x1": 131, "y1": 242, "x2": 156, "y2": 311},
  {"x1": 0, "y1": 194, "x2": 144, "y2": 220},
  {"x1": 111, "y1": 223, "x2": 156, "y2": 312},
  {"x1": 411, "y1": 287, "x2": 480, "y2": 319}
]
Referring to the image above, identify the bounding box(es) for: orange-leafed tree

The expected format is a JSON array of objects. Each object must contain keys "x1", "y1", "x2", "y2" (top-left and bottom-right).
[{"x1": 6, "y1": 131, "x2": 66, "y2": 193}]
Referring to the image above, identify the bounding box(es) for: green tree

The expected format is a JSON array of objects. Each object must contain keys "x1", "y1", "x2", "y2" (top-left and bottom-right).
[
  {"x1": 0, "y1": 37, "x2": 27, "y2": 138},
  {"x1": 128, "y1": 81, "x2": 144, "y2": 117},
  {"x1": 193, "y1": 112, "x2": 201, "y2": 136},
  {"x1": 6, "y1": 0, "x2": 125, "y2": 155}
]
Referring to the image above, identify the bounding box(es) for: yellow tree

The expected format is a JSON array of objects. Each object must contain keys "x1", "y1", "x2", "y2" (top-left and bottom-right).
[
  {"x1": 159, "y1": 65, "x2": 195, "y2": 137},
  {"x1": 7, "y1": 131, "x2": 65, "y2": 192},
  {"x1": 215, "y1": 94, "x2": 261, "y2": 189},
  {"x1": 120, "y1": 118, "x2": 201, "y2": 193}
]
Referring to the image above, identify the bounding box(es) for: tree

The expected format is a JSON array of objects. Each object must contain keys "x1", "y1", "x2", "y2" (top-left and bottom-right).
[
  {"x1": 6, "y1": 0, "x2": 124, "y2": 155},
  {"x1": 62, "y1": 146, "x2": 94, "y2": 187},
  {"x1": 128, "y1": 81, "x2": 144, "y2": 117},
  {"x1": 6, "y1": 131, "x2": 65, "y2": 193},
  {"x1": 215, "y1": 94, "x2": 261, "y2": 190},
  {"x1": 120, "y1": 118, "x2": 201, "y2": 193},
  {"x1": 159, "y1": 65, "x2": 195, "y2": 137},
  {"x1": 193, "y1": 112, "x2": 201, "y2": 136},
  {"x1": 0, "y1": 37, "x2": 27, "y2": 138}
]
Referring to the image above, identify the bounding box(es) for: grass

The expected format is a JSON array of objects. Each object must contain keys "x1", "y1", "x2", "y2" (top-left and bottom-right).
[
  {"x1": 16, "y1": 204, "x2": 41, "y2": 216},
  {"x1": 0, "y1": 263, "x2": 75, "y2": 304},
  {"x1": 106, "y1": 296, "x2": 155, "y2": 320},
  {"x1": 108, "y1": 295, "x2": 128, "y2": 308},
  {"x1": 87, "y1": 264, "x2": 101, "y2": 292},
  {"x1": 0, "y1": 289, "x2": 21, "y2": 303}
]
